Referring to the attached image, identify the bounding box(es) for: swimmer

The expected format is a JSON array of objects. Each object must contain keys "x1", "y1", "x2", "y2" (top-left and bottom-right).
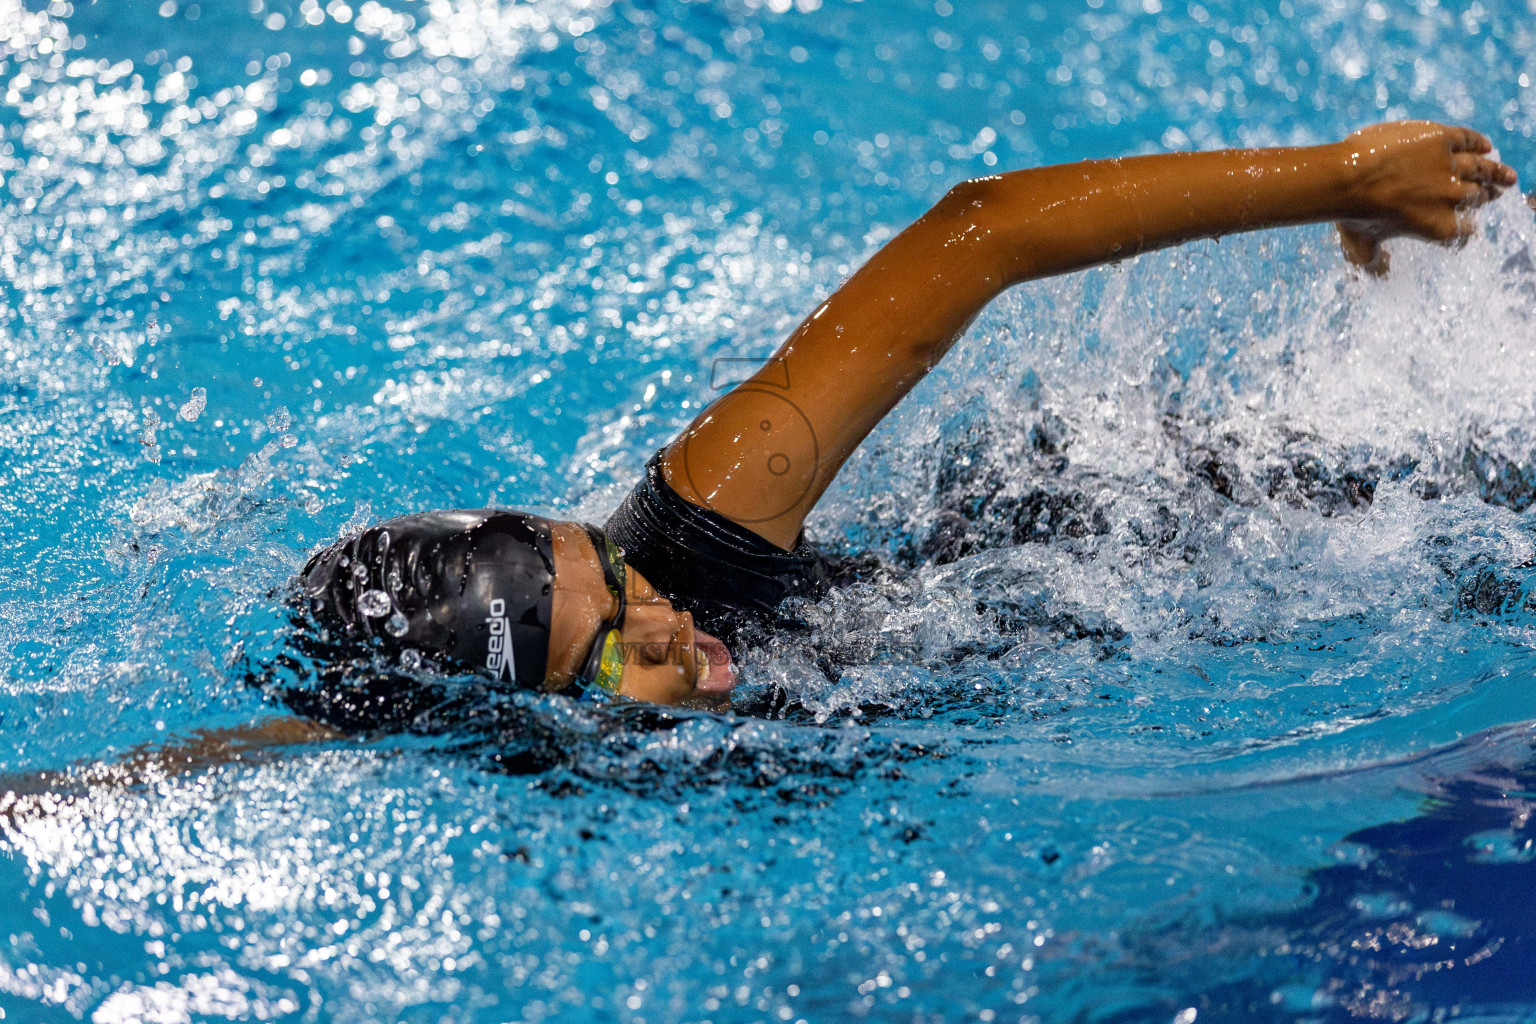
[{"x1": 289, "y1": 120, "x2": 1516, "y2": 721}]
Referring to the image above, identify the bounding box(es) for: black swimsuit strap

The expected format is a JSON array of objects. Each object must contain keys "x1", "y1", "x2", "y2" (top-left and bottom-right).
[{"x1": 603, "y1": 451, "x2": 829, "y2": 645}]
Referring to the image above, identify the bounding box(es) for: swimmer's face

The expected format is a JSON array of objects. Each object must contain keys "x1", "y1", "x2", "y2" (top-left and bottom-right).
[{"x1": 545, "y1": 522, "x2": 737, "y2": 706}]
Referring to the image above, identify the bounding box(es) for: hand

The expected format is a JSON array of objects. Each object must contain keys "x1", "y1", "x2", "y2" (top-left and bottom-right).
[
  {"x1": 1337, "y1": 220, "x2": 1391, "y2": 276},
  {"x1": 1333, "y1": 121, "x2": 1517, "y2": 274}
]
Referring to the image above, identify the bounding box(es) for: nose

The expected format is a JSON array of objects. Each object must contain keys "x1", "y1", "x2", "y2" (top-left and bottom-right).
[
  {"x1": 626, "y1": 603, "x2": 694, "y2": 666},
  {"x1": 674, "y1": 610, "x2": 697, "y2": 667}
]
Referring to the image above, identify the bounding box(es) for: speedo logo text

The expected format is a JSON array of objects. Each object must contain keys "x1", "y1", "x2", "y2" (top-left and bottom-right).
[{"x1": 485, "y1": 598, "x2": 514, "y2": 682}]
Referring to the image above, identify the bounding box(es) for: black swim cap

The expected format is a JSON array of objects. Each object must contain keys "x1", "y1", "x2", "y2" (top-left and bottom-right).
[{"x1": 299, "y1": 509, "x2": 555, "y2": 688}]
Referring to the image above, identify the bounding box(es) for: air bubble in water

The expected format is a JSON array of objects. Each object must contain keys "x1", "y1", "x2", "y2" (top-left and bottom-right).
[
  {"x1": 178, "y1": 387, "x2": 207, "y2": 422},
  {"x1": 350, "y1": 561, "x2": 368, "y2": 582},
  {"x1": 357, "y1": 589, "x2": 391, "y2": 617},
  {"x1": 385, "y1": 612, "x2": 409, "y2": 636},
  {"x1": 400, "y1": 648, "x2": 423, "y2": 670}
]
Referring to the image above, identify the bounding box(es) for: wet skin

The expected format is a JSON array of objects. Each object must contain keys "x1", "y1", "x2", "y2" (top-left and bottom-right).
[
  {"x1": 663, "y1": 121, "x2": 1517, "y2": 551},
  {"x1": 545, "y1": 522, "x2": 736, "y2": 706}
]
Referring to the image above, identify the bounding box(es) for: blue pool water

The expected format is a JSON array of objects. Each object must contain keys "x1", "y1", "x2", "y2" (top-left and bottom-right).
[{"x1": 5, "y1": 0, "x2": 1536, "y2": 1019}]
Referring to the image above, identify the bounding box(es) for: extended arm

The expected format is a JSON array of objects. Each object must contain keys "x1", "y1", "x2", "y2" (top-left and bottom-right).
[
  {"x1": 662, "y1": 121, "x2": 1515, "y2": 549},
  {"x1": 0, "y1": 716, "x2": 338, "y2": 826}
]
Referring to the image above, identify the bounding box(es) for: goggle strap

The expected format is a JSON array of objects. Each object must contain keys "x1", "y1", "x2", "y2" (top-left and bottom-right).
[{"x1": 582, "y1": 523, "x2": 626, "y2": 621}]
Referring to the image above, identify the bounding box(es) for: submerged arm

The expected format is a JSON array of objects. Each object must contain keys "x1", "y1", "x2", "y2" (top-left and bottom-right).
[
  {"x1": 664, "y1": 120, "x2": 1515, "y2": 549},
  {"x1": 0, "y1": 717, "x2": 339, "y2": 825}
]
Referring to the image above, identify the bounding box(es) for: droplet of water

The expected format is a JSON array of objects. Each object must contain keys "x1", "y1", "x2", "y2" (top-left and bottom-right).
[
  {"x1": 178, "y1": 387, "x2": 207, "y2": 422},
  {"x1": 357, "y1": 589, "x2": 392, "y2": 617},
  {"x1": 279, "y1": 433, "x2": 298, "y2": 448},
  {"x1": 400, "y1": 648, "x2": 423, "y2": 670},
  {"x1": 385, "y1": 612, "x2": 409, "y2": 636},
  {"x1": 350, "y1": 561, "x2": 368, "y2": 582},
  {"x1": 139, "y1": 409, "x2": 161, "y2": 462},
  {"x1": 267, "y1": 406, "x2": 292, "y2": 431},
  {"x1": 304, "y1": 494, "x2": 322, "y2": 514}
]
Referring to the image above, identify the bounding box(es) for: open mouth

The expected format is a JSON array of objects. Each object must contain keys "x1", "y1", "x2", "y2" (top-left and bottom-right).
[{"x1": 692, "y1": 630, "x2": 737, "y2": 695}]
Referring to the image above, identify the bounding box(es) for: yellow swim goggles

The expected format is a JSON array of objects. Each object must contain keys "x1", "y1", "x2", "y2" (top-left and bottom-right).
[{"x1": 573, "y1": 524, "x2": 627, "y2": 697}]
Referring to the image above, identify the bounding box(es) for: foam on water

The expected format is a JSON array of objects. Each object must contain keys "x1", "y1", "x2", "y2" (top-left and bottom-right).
[{"x1": 6, "y1": 0, "x2": 1536, "y2": 1019}]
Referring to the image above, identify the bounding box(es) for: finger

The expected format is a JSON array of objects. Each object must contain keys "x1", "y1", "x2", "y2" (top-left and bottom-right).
[
  {"x1": 1431, "y1": 209, "x2": 1480, "y2": 247},
  {"x1": 1454, "y1": 153, "x2": 1518, "y2": 187},
  {"x1": 1337, "y1": 224, "x2": 1381, "y2": 267},
  {"x1": 1420, "y1": 206, "x2": 1462, "y2": 244},
  {"x1": 1458, "y1": 180, "x2": 1497, "y2": 210},
  {"x1": 1456, "y1": 210, "x2": 1480, "y2": 243},
  {"x1": 1362, "y1": 245, "x2": 1390, "y2": 278},
  {"x1": 1337, "y1": 225, "x2": 1390, "y2": 276},
  {"x1": 1452, "y1": 125, "x2": 1493, "y2": 154}
]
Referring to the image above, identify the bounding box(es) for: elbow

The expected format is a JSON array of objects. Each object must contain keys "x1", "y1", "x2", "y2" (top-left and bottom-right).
[
  {"x1": 928, "y1": 175, "x2": 1017, "y2": 286},
  {"x1": 938, "y1": 175, "x2": 1005, "y2": 215}
]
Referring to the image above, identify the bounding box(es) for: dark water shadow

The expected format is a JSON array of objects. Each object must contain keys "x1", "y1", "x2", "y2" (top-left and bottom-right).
[{"x1": 1112, "y1": 729, "x2": 1536, "y2": 1023}]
